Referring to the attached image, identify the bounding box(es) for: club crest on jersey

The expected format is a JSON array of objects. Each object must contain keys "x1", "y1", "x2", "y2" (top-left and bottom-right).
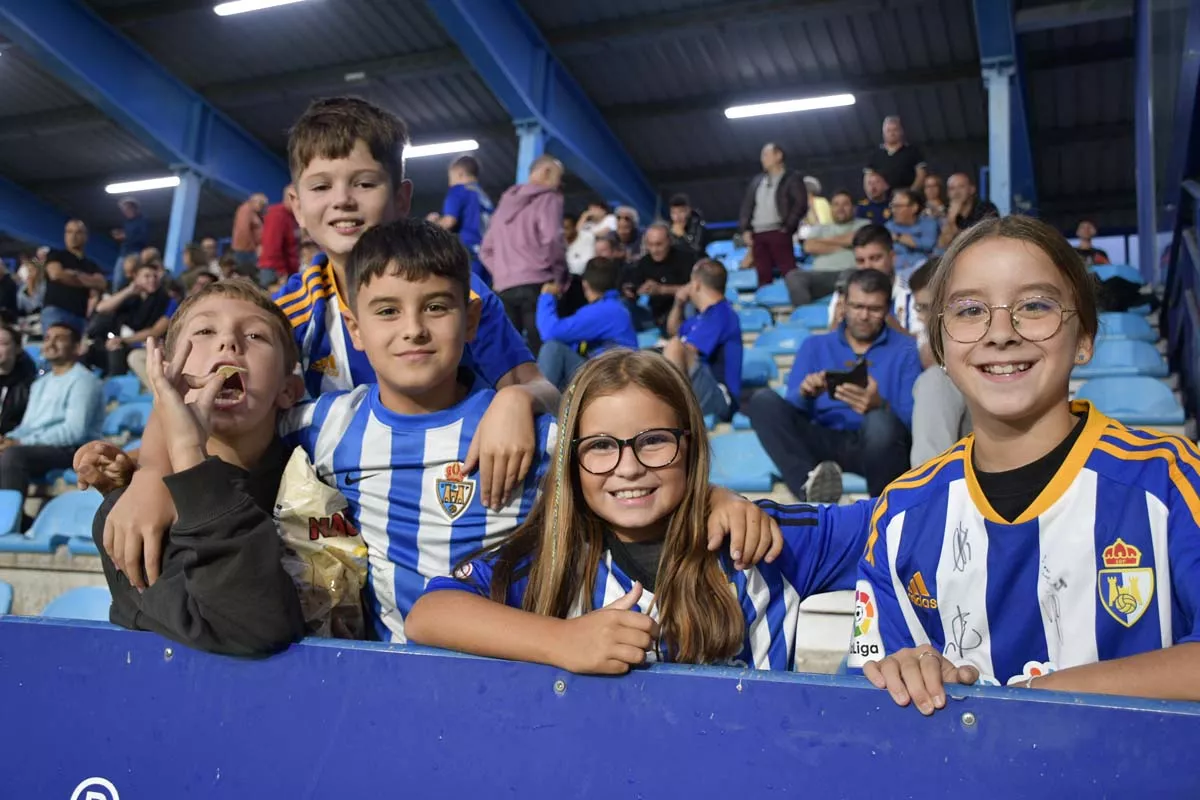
[
  {"x1": 1098, "y1": 538, "x2": 1155, "y2": 628},
  {"x1": 311, "y1": 354, "x2": 338, "y2": 377},
  {"x1": 437, "y1": 462, "x2": 475, "y2": 522}
]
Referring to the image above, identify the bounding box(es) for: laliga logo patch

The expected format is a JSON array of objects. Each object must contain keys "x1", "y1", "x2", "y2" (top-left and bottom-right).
[{"x1": 437, "y1": 462, "x2": 475, "y2": 522}]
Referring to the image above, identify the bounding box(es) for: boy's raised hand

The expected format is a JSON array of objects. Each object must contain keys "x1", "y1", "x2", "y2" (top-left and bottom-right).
[
  {"x1": 145, "y1": 337, "x2": 222, "y2": 473},
  {"x1": 463, "y1": 385, "x2": 537, "y2": 510},
  {"x1": 72, "y1": 440, "x2": 135, "y2": 494},
  {"x1": 706, "y1": 487, "x2": 783, "y2": 570}
]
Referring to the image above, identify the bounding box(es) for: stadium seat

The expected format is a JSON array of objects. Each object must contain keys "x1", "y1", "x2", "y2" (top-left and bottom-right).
[
  {"x1": 67, "y1": 537, "x2": 100, "y2": 557},
  {"x1": 41, "y1": 586, "x2": 112, "y2": 621},
  {"x1": 726, "y1": 248, "x2": 748, "y2": 270},
  {"x1": 754, "y1": 280, "x2": 790, "y2": 308},
  {"x1": 0, "y1": 580, "x2": 10, "y2": 615},
  {"x1": 751, "y1": 325, "x2": 808, "y2": 356},
  {"x1": 102, "y1": 374, "x2": 143, "y2": 406},
  {"x1": 102, "y1": 403, "x2": 153, "y2": 437},
  {"x1": 636, "y1": 329, "x2": 661, "y2": 349},
  {"x1": 1073, "y1": 340, "x2": 1168, "y2": 379},
  {"x1": 709, "y1": 432, "x2": 777, "y2": 493},
  {"x1": 843, "y1": 473, "x2": 868, "y2": 495},
  {"x1": 0, "y1": 489, "x2": 102, "y2": 553},
  {"x1": 741, "y1": 351, "x2": 779, "y2": 388},
  {"x1": 727, "y1": 269, "x2": 758, "y2": 293},
  {"x1": 732, "y1": 412, "x2": 752, "y2": 430},
  {"x1": 1097, "y1": 312, "x2": 1157, "y2": 342},
  {"x1": 736, "y1": 306, "x2": 773, "y2": 333},
  {"x1": 23, "y1": 343, "x2": 44, "y2": 368},
  {"x1": 1091, "y1": 264, "x2": 1145, "y2": 286},
  {"x1": 1075, "y1": 377, "x2": 1186, "y2": 427},
  {"x1": 789, "y1": 302, "x2": 830, "y2": 330},
  {"x1": 706, "y1": 240, "x2": 735, "y2": 260},
  {"x1": 0, "y1": 490, "x2": 24, "y2": 534}
]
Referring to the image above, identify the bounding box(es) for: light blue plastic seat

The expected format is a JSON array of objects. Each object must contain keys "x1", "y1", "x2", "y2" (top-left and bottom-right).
[
  {"x1": 843, "y1": 473, "x2": 869, "y2": 495},
  {"x1": 709, "y1": 432, "x2": 778, "y2": 493},
  {"x1": 102, "y1": 375, "x2": 143, "y2": 406},
  {"x1": 741, "y1": 350, "x2": 779, "y2": 388},
  {"x1": 41, "y1": 586, "x2": 112, "y2": 621},
  {"x1": 67, "y1": 537, "x2": 101, "y2": 557},
  {"x1": 1091, "y1": 264, "x2": 1145, "y2": 286},
  {"x1": 706, "y1": 240, "x2": 735, "y2": 260},
  {"x1": 23, "y1": 343, "x2": 45, "y2": 369},
  {"x1": 754, "y1": 280, "x2": 790, "y2": 309},
  {"x1": 727, "y1": 269, "x2": 758, "y2": 293},
  {"x1": 732, "y1": 412, "x2": 752, "y2": 430},
  {"x1": 750, "y1": 325, "x2": 808, "y2": 356},
  {"x1": 789, "y1": 302, "x2": 830, "y2": 330},
  {"x1": 736, "y1": 306, "x2": 773, "y2": 333},
  {"x1": 0, "y1": 489, "x2": 102, "y2": 553},
  {"x1": 102, "y1": 402, "x2": 153, "y2": 437},
  {"x1": 636, "y1": 329, "x2": 661, "y2": 349},
  {"x1": 0, "y1": 580, "x2": 11, "y2": 614},
  {"x1": 1073, "y1": 340, "x2": 1167, "y2": 379},
  {"x1": 1075, "y1": 377, "x2": 1186, "y2": 427},
  {"x1": 1096, "y1": 312, "x2": 1157, "y2": 342}
]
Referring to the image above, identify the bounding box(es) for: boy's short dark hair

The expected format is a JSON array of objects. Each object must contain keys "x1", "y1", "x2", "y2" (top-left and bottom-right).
[
  {"x1": 165, "y1": 277, "x2": 298, "y2": 375},
  {"x1": 692, "y1": 258, "x2": 727, "y2": 294},
  {"x1": 46, "y1": 322, "x2": 82, "y2": 344},
  {"x1": 669, "y1": 193, "x2": 691, "y2": 209},
  {"x1": 344, "y1": 219, "x2": 471, "y2": 310},
  {"x1": 181, "y1": 267, "x2": 216, "y2": 293},
  {"x1": 846, "y1": 266, "x2": 894, "y2": 299},
  {"x1": 288, "y1": 96, "x2": 409, "y2": 186},
  {"x1": 134, "y1": 261, "x2": 160, "y2": 275},
  {"x1": 908, "y1": 257, "x2": 939, "y2": 294},
  {"x1": 581, "y1": 258, "x2": 620, "y2": 294},
  {"x1": 451, "y1": 155, "x2": 479, "y2": 178},
  {"x1": 853, "y1": 224, "x2": 894, "y2": 252},
  {"x1": 831, "y1": 190, "x2": 855, "y2": 203}
]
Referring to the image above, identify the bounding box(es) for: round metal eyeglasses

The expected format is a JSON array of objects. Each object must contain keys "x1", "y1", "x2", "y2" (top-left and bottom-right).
[{"x1": 939, "y1": 296, "x2": 1077, "y2": 343}]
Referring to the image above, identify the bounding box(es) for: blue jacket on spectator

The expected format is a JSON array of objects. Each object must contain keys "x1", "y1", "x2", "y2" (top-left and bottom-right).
[
  {"x1": 784, "y1": 323, "x2": 922, "y2": 432},
  {"x1": 9, "y1": 362, "x2": 104, "y2": 447},
  {"x1": 887, "y1": 216, "x2": 940, "y2": 276},
  {"x1": 535, "y1": 290, "x2": 637, "y2": 356},
  {"x1": 119, "y1": 214, "x2": 148, "y2": 257}
]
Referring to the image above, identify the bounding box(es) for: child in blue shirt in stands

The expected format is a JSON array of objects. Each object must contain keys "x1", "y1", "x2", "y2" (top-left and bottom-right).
[
  {"x1": 663, "y1": 258, "x2": 743, "y2": 422},
  {"x1": 437, "y1": 155, "x2": 494, "y2": 283},
  {"x1": 535, "y1": 257, "x2": 637, "y2": 390}
]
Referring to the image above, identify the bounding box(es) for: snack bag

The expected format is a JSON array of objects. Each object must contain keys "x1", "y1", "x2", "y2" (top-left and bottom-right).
[{"x1": 273, "y1": 448, "x2": 368, "y2": 639}]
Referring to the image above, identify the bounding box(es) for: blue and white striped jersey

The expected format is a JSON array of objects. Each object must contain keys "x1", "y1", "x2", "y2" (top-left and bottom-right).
[
  {"x1": 280, "y1": 380, "x2": 556, "y2": 642},
  {"x1": 849, "y1": 401, "x2": 1200, "y2": 686},
  {"x1": 424, "y1": 499, "x2": 872, "y2": 671},
  {"x1": 273, "y1": 258, "x2": 534, "y2": 398}
]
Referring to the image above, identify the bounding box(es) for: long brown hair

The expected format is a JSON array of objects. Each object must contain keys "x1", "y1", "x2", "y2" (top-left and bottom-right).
[{"x1": 475, "y1": 349, "x2": 745, "y2": 664}]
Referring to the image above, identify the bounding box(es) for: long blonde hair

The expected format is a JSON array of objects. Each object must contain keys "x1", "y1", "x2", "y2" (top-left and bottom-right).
[{"x1": 475, "y1": 349, "x2": 745, "y2": 664}]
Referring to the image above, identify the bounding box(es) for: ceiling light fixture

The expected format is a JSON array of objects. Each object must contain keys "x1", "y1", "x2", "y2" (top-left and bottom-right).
[
  {"x1": 105, "y1": 176, "x2": 181, "y2": 194},
  {"x1": 214, "y1": 0, "x2": 308, "y2": 17},
  {"x1": 724, "y1": 94, "x2": 856, "y2": 119},
  {"x1": 404, "y1": 139, "x2": 480, "y2": 159}
]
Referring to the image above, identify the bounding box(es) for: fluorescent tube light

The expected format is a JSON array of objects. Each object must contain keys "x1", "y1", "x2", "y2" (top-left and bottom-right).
[
  {"x1": 105, "y1": 176, "x2": 181, "y2": 194},
  {"x1": 214, "y1": 0, "x2": 308, "y2": 17},
  {"x1": 724, "y1": 94, "x2": 856, "y2": 119},
  {"x1": 404, "y1": 139, "x2": 480, "y2": 159}
]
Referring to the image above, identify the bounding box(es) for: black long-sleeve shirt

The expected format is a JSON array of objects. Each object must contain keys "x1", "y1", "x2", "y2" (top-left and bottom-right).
[{"x1": 93, "y1": 438, "x2": 306, "y2": 657}]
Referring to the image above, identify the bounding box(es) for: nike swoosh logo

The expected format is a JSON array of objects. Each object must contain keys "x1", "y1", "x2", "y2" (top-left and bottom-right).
[{"x1": 344, "y1": 472, "x2": 379, "y2": 486}]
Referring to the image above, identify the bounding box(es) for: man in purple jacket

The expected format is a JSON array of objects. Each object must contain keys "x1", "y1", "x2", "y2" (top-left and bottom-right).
[{"x1": 479, "y1": 155, "x2": 568, "y2": 356}]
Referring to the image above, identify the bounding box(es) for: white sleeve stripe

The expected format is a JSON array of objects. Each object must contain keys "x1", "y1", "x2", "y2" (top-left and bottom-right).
[
  {"x1": 1147, "y1": 490, "x2": 1174, "y2": 648},
  {"x1": 887, "y1": 510, "x2": 930, "y2": 649}
]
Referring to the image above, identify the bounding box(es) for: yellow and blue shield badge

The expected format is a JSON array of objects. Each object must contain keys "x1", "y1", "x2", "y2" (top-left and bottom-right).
[
  {"x1": 437, "y1": 462, "x2": 475, "y2": 522},
  {"x1": 1098, "y1": 538, "x2": 1155, "y2": 628}
]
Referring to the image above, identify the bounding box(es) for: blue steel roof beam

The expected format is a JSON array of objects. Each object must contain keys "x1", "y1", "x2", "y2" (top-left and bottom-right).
[
  {"x1": 425, "y1": 0, "x2": 658, "y2": 222},
  {"x1": 0, "y1": 175, "x2": 118, "y2": 264},
  {"x1": 0, "y1": 0, "x2": 290, "y2": 203}
]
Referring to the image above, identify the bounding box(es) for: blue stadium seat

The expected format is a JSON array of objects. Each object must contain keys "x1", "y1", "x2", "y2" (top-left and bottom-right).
[
  {"x1": 1090, "y1": 264, "x2": 1145, "y2": 286},
  {"x1": 843, "y1": 473, "x2": 868, "y2": 495},
  {"x1": 1097, "y1": 312, "x2": 1157, "y2": 342},
  {"x1": 726, "y1": 247, "x2": 749, "y2": 270},
  {"x1": 0, "y1": 580, "x2": 10, "y2": 615},
  {"x1": 636, "y1": 329, "x2": 661, "y2": 349},
  {"x1": 789, "y1": 302, "x2": 830, "y2": 329},
  {"x1": 741, "y1": 351, "x2": 779, "y2": 388},
  {"x1": 0, "y1": 489, "x2": 102, "y2": 554},
  {"x1": 41, "y1": 586, "x2": 112, "y2": 621},
  {"x1": 1075, "y1": 377, "x2": 1186, "y2": 427},
  {"x1": 709, "y1": 432, "x2": 777, "y2": 492},
  {"x1": 23, "y1": 343, "x2": 45, "y2": 368},
  {"x1": 732, "y1": 412, "x2": 752, "y2": 430},
  {"x1": 706, "y1": 240, "x2": 735, "y2": 260},
  {"x1": 754, "y1": 280, "x2": 790, "y2": 308},
  {"x1": 0, "y1": 490, "x2": 24, "y2": 534},
  {"x1": 102, "y1": 375, "x2": 143, "y2": 406},
  {"x1": 736, "y1": 306, "x2": 773, "y2": 333},
  {"x1": 751, "y1": 325, "x2": 808, "y2": 356},
  {"x1": 703, "y1": 414, "x2": 717, "y2": 431},
  {"x1": 67, "y1": 537, "x2": 100, "y2": 557},
  {"x1": 102, "y1": 403, "x2": 153, "y2": 437},
  {"x1": 1073, "y1": 340, "x2": 1168, "y2": 379},
  {"x1": 727, "y1": 269, "x2": 758, "y2": 293}
]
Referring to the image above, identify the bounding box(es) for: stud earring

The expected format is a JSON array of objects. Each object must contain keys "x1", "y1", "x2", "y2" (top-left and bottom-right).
[{"x1": 1075, "y1": 352, "x2": 1087, "y2": 363}]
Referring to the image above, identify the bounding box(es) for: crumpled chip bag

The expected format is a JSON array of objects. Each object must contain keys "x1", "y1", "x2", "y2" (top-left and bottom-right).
[{"x1": 274, "y1": 447, "x2": 369, "y2": 639}]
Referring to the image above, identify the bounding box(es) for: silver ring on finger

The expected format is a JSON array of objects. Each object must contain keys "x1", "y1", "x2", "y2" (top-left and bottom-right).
[{"x1": 918, "y1": 649, "x2": 938, "y2": 662}]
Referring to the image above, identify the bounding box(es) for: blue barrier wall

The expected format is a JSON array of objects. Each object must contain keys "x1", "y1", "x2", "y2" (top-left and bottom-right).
[{"x1": 1, "y1": 617, "x2": 1199, "y2": 798}]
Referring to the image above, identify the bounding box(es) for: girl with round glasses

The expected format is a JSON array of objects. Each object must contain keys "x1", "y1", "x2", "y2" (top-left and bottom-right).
[
  {"x1": 850, "y1": 216, "x2": 1200, "y2": 712},
  {"x1": 407, "y1": 349, "x2": 873, "y2": 674}
]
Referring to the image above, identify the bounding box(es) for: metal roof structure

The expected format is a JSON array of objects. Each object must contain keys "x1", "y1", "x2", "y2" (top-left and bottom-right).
[{"x1": 0, "y1": 0, "x2": 1137, "y2": 257}]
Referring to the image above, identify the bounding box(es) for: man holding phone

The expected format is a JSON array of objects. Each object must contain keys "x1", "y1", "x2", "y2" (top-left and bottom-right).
[{"x1": 746, "y1": 268, "x2": 922, "y2": 503}]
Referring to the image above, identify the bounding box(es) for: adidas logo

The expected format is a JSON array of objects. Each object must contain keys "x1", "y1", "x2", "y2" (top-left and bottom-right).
[{"x1": 907, "y1": 571, "x2": 938, "y2": 610}]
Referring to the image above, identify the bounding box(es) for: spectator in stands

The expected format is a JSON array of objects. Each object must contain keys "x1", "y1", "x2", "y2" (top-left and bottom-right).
[
  {"x1": 140, "y1": 246, "x2": 162, "y2": 267},
  {"x1": 787, "y1": 190, "x2": 868, "y2": 307},
  {"x1": 0, "y1": 261, "x2": 18, "y2": 322},
  {"x1": 663, "y1": 258, "x2": 743, "y2": 422},
  {"x1": 628, "y1": 222, "x2": 696, "y2": 332},
  {"x1": 1074, "y1": 220, "x2": 1111, "y2": 266},
  {"x1": 17, "y1": 256, "x2": 45, "y2": 318},
  {"x1": 803, "y1": 176, "x2": 833, "y2": 225},
  {"x1": 298, "y1": 236, "x2": 320, "y2": 272},
  {"x1": 110, "y1": 197, "x2": 148, "y2": 290},
  {"x1": 182, "y1": 268, "x2": 216, "y2": 297},
  {"x1": 668, "y1": 193, "x2": 707, "y2": 255},
  {"x1": 0, "y1": 325, "x2": 37, "y2": 436},
  {"x1": 867, "y1": 116, "x2": 927, "y2": 192},
  {"x1": 218, "y1": 251, "x2": 255, "y2": 282},
  {"x1": 565, "y1": 212, "x2": 593, "y2": 277},
  {"x1": 594, "y1": 235, "x2": 618, "y2": 261},
  {"x1": 480, "y1": 154, "x2": 568, "y2": 356},
  {"x1": 43, "y1": 219, "x2": 107, "y2": 334},
  {"x1": 739, "y1": 142, "x2": 807, "y2": 287},
  {"x1": 828, "y1": 225, "x2": 919, "y2": 335},
  {"x1": 86, "y1": 261, "x2": 171, "y2": 376},
  {"x1": 937, "y1": 172, "x2": 999, "y2": 250},
  {"x1": 259, "y1": 185, "x2": 300, "y2": 287},
  {"x1": 0, "y1": 321, "x2": 104, "y2": 517},
  {"x1": 613, "y1": 206, "x2": 643, "y2": 263},
  {"x1": 578, "y1": 199, "x2": 617, "y2": 237},
  {"x1": 923, "y1": 173, "x2": 948, "y2": 220},
  {"x1": 438, "y1": 155, "x2": 494, "y2": 283},
  {"x1": 857, "y1": 171, "x2": 891, "y2": 225},
  {"x1": 231, "y1": 192, "x2": 268, "y2": 273},
  {"x1": 200, "y1": 236, "x2": 221, "y2": 272},
  {"x1": 535, "y1": 258, "x2": 637, "y2": 390},
  {"x1": 907, "y1": 260, "x2": 971, "y2": 467},
  {"x1": 747, "y1": 268, "x2": 922, "y2": 502},
  {"x1": 886, "y1": 188, "x2": 940, "y2": 277},
  {"x1": 94, "y1": 278, "x2": 306, "y2": 655}
]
